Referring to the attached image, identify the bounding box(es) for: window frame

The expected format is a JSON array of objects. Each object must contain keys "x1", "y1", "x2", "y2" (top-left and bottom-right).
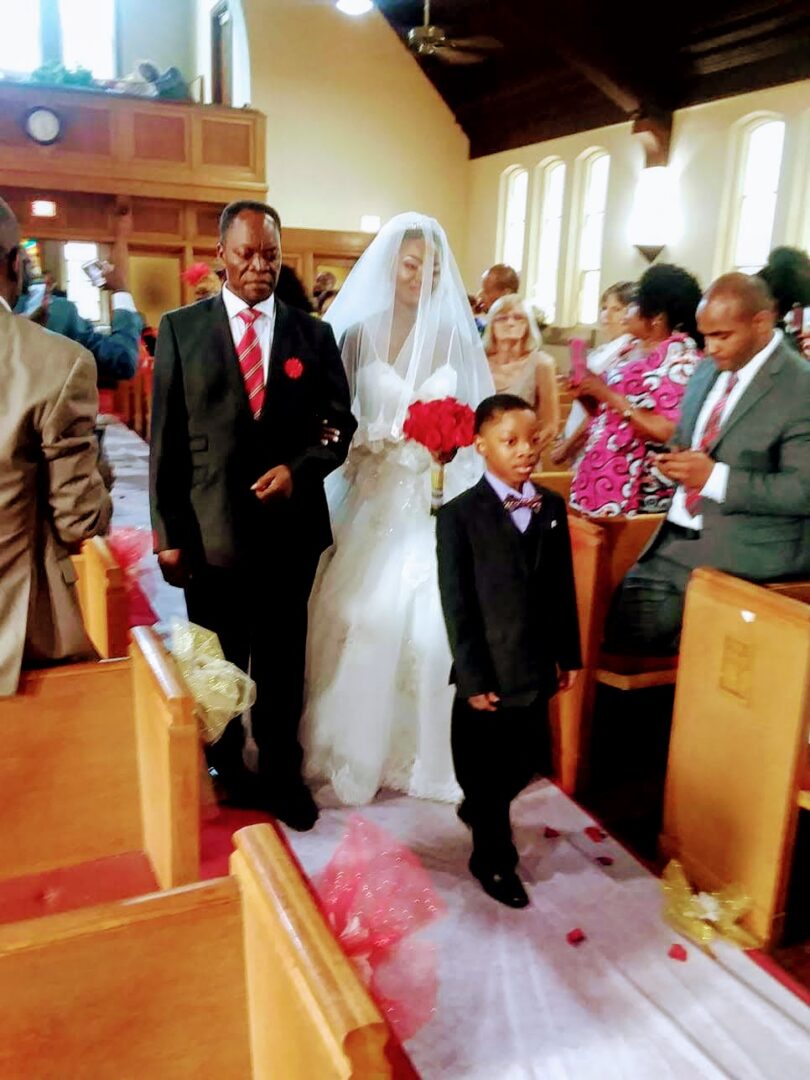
[
  {"x1": 570, "y1": 147, "x2": 610, "y2": 327},
  {"x1": 496, "y1": 164, "x2": 530, "y2": 279},
  {"x1": 528, "y1": 156, "x2": 567, "y2": 326},
  {"x1": 0, "y1": 0, "x2": 118, "y2": 80}
]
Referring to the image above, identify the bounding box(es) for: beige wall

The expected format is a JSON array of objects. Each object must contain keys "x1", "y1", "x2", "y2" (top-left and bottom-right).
[
  {"x1": 118, "y1": 0, "x2": 195, "y2": 82},
  {"x1": 242, "y1": 0, "x2": 470, "y2": 253},
  {"x1": 465, "y1": 80, "x2": 810, "y2": 315}
]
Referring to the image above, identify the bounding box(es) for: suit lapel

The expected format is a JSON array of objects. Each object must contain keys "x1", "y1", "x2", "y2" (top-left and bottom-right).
[
  {"x1": 268, "y1": 298, "x2": 291, "y2": 378},
  {"x1": 709, "y1": 345, "x2": 783, "y2": 451},
  {"x1": 681, "y1": 360, "x2": 719, "y2": 443}
]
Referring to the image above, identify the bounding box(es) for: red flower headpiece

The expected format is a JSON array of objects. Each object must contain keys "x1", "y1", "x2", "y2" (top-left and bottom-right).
[{"x1": 181, "y1": 262, "x2": 216, "y2": 287}]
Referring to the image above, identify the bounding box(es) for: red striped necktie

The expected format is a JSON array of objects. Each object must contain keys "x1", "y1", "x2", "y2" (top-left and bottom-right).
[
  {"x1": 237, "y1": 307, "x2": 265, "y2": 419},
  {"x1": 684, "y1": 372, "x2": 738, "y2": 517}
]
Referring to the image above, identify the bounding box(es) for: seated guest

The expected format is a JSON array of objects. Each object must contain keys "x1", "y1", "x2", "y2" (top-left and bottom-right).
[
  {"x1": 275, "y1": 263, "x2": 314, "y2": 313},
  {"x1": 181, "y1": 262, "x2": 222, "y2": 302},
  {"x1": 0, "y1": 197, "x2": 112, "y2": 695},
  {"x1": 757, "y1": 246, "x2": 810, "y2": 338},
  {"x1": 569, "y1": 264, "x2": 702, "y2": 517},
  {"x1": 316, "y1": 288, "x2": 338, "y2": 317},
  {"x1": 483, "y1": 293, "x2": 559, "y2": 447},
  {"x1": 18, "y1": 211, "x2": 142, "y2": 386},
  {"x1": 313, "y1": 270, "x2": 337, "y2": 304},
  {"x1": 606, "y1": 272, "x2": 810, "y2": 655},
  {"x1": 477, "y1": 263, "x2": 519, "y2": 315},
  {"x1": 551, "y1": 281, "x2": 636, "y2": 465}
]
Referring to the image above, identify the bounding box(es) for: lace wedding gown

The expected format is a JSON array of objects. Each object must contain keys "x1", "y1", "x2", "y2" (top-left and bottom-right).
[{"x1": 301, "y1": 359, "x2": 475, "y2": 806}]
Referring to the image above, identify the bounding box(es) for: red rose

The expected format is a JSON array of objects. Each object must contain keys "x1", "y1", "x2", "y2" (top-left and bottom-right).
[
  {"x1": 566, "y1": 928, "x2": 587, "y2": 946},
  {"x1": 668, "y1": 944, "x2": 688, "y2": 962},
  {"x1": 284, "y1": 357, "x2": 304, "y2": 380}
]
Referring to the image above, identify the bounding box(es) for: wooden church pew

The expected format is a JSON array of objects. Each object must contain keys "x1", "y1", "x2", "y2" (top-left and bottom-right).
[
  {"x1": 532, "y1": 469, "x2": 573, "y2": 502},
  {"x1": 0, "y1": 824, "x2": 405, "y2": 1080},
  {"x1": 550, "y1": 513, "x2": 603, "y2": 793},
  {"x1": 660, "y1": 569, "x2": 810, "y2": 948},
  {"x1": 70, "y1": 535, "x2": 129, "y2": 659},
  {"x1": 0, "y1": 627, "x2": 199, "y2": 918}
]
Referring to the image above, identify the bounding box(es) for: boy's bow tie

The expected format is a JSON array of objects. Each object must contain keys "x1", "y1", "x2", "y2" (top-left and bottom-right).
[{"x1": 503, "y1": 493, "x2": 543, "y2": 513}]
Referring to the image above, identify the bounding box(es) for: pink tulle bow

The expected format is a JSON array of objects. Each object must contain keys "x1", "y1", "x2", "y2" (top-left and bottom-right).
[
  {"x1": 105, "y1": 526, "x2": 158, "y2": 627},
  {"x1": 314, "y1": 815, "x2": 446, "y2": 1042}
]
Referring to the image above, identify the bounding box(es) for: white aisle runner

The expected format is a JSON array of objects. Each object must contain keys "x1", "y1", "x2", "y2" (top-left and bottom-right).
[
  {"x1": 103, "y1": 422, "x2": 809, "y2": 1079},
  {"x1": 286, "y1": 782, "x2": 810, "y2": 1080}
]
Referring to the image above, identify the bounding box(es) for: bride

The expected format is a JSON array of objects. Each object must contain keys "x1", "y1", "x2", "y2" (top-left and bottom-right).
[{"x1": 301, "y1": 213, "x2": 494, "y2": 806}]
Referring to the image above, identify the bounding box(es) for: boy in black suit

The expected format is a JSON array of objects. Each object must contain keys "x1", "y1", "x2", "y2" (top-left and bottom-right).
[{"x1": 436, "y1": 394, "x2": 581, "y2": 907}]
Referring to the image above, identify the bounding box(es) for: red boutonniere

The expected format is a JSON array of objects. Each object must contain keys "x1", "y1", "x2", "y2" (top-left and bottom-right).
[{"x1": 284, "y1": 357, "x2": 304, "y2": 380}]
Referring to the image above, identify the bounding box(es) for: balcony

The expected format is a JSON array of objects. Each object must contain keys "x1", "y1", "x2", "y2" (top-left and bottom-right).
[{"x1": 0, "y1": 81, "x2": 266, "y2": 204}]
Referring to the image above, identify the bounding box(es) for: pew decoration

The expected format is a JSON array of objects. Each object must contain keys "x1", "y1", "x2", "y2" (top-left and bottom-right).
[
  {"x1": 403, "y1": 396, "x2": 475, "y2": 515},
  {"x1": 314, "y1": 815, "x2": 446, "y2": 1041},
  {"x1": 170, "y1": 620, "x2": 256, "y2": 745},
  {"x1": 105, "y1": 526, "x2": 159, "y2": 627},
  {"x1": 661, "y1": 860, "x2": 757, "y2": 955}
]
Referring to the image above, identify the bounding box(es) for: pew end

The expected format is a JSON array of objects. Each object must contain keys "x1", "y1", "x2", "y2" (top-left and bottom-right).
[
  {"x1": 0, "y1": 824, "x2": 401, "y2": 1079},
  {"x1": 660, "y1": 569, "x2": 810, "y2": 949},
  {"x1": 532, "y1": 470, "x2": 573, "y2": 502},
  {"x1": 594, "y1": 652, "x2": 678, "y2": 690},
  {"x1": 70, "y1": 536, "x2": 129, "y2": 658},
  {"x1": 0, "y1": 627, "x2": 199, "y2": 920}
]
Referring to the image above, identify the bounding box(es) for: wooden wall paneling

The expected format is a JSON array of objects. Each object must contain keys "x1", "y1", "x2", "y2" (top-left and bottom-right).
[{"x1": 0, "y1": 84, "x2": 267, "y2": 203}]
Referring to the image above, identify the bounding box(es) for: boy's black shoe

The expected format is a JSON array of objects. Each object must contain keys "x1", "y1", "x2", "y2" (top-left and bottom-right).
[{"x1": 470, "y1": 858, "x2": 529, "y2": 908}]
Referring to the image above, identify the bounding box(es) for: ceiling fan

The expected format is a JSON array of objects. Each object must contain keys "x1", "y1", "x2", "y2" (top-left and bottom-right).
[{"x1": 406, "y1": 1, "x2": 503, "y2": 65}]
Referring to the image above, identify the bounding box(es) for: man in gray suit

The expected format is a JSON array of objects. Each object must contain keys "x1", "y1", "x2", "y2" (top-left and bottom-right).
[
  {"x1": 0, "y1": 197, "x2": 112, "y2": 695},
  {"x1": 606, "y1": 273, "x2": 810, "y2": 654}
]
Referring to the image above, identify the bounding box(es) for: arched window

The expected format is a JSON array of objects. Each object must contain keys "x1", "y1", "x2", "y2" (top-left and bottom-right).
[
  {"x1": 575, "y1": 150, "x2": 610, "y2": 324},
  {"x1": 532, "y1": 159, "x2": 566, "y2": 324},
  {"x1": 0, "y1": 0, "x2": 115, "y2": 79},
  {"x1": 499, "y1": 167, "x2": 529, "y2": 275},
  {"x1": 59, "y1": 0, "x2": 116, "y2": 79},
  {"x1": 732, "y1": 118, "x2": 786, "y2": 272}
]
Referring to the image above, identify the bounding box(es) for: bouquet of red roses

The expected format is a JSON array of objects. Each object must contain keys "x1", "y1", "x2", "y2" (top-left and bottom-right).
[{"x1": 403, "y1": 396, "x2": 476, "y2": 514}]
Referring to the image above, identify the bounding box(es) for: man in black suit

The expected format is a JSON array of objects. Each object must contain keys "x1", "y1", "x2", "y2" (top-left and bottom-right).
[
  {"x1": 150, "y1": 201, "x2": 356, "y2": 830},
  {"x1": 437, "y1": 395, "x2": 581, "y2": 907}
]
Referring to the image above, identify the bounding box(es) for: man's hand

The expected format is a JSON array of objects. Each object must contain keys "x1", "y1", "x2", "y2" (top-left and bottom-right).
[
  {"x1": 100, "y1": 261, "x2": 128, "y2": 294},
  {"x1": 157, "y1": 548, "x2": 192, "y2": 588},
  {"x1": 252, "y1": 464, "x2": 293, "y2": 501},
  {"x1": 654, "y1": 449, "x2": 714, "y2": 491},
  {"x1": 557, "y1": 670, "x2": 576, "y2": 693},
  {"x1": 468, "y1": 692, "x2": 500, "y2": 712},
  {"x1": 321, "y1": 419, "x2": 341, "y2": 446}
]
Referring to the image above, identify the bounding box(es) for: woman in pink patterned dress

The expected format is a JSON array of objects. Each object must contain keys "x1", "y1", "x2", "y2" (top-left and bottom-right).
[{"x1": 570, "y1": 264, "x2": 703, "y2": 517}]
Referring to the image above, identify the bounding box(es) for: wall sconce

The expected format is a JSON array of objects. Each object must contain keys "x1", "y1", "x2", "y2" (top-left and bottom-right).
[
  {"x1": 31, "y1": 199, "x2": 57, "y2": 218},
  {"x1": 336, "y1": 0, "x2": 373, "y2": 14},
  {"x1": 628, "y1": 166, "x2": 680, "y2": 263}
]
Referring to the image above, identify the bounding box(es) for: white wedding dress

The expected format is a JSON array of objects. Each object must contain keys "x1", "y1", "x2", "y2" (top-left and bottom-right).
[{"x1": 301, "y1": 359, "x2": 476, "y2": 806}]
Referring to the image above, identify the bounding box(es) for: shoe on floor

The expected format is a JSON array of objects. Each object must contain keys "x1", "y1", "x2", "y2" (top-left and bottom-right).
[
  {"x1": 470, "y1": 860, "x2": 529, "y2": 909},
  {"x1": 266, "y1": 785, "x2": 319, "y2": 832}
]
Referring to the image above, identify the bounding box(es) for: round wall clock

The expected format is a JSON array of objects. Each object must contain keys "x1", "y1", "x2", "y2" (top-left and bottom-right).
[{"x1": 24, "y1": 107, "x2": 63, "y2": 146}]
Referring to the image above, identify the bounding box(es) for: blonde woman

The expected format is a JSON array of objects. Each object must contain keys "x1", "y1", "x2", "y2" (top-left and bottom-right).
[{"x1": 483, "y1": 294, "x2": 559, "y2": 446}]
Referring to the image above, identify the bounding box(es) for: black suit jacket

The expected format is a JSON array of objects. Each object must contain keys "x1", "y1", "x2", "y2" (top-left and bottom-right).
[
  {"x1": 436, "y1": 479, "x2": 582, "y2": 701},
  {"x1": 150, "y1": 295, "x2": 356, "y2": 567}
]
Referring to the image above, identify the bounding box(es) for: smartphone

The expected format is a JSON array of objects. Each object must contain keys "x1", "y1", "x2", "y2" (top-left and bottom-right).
[
  {"x1": 81, "y1": 258, "x2": 106, "y2": 288},
  {"x1": 569, "y1": 338, "x2": 588, "y2": 385}
]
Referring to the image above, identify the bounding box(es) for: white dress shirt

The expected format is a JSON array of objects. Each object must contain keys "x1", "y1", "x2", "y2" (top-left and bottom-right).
[
  {"x1": 668, "y1": 330, "x2": 782, "y2": 529},
  {"x1": 486, "y1": 472, "x2": 538, "y2": 534},
  {"x1": 221, "y1": 284, "x2": 276, "y2": 382}
]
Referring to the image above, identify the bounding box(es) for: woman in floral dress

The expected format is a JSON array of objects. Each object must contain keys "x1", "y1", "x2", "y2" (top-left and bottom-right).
[{"x1": 570, "y1": 264, "x2": 703, "y2": 517}]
